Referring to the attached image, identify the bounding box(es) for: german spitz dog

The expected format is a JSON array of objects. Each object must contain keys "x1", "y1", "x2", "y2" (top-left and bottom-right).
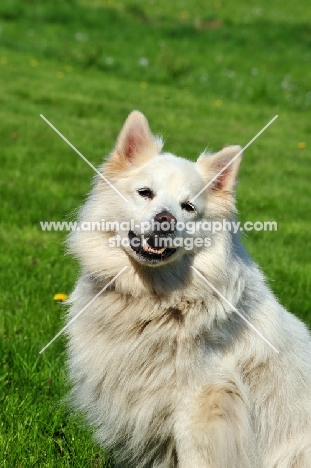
[{"x1": 66, "y1": 111, "x2": 311, "y2": 467}]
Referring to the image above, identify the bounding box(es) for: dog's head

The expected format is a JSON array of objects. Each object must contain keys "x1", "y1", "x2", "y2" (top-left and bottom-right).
[
  {"x1": 100, "y1": 111, "x2": 242, "y2": 266},
  {"x1": 70, "y1": 111, "x2": 242, "y2": 274}
]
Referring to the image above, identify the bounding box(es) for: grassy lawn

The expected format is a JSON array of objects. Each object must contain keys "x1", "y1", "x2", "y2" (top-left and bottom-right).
[{"x1": 1, "y1": 0, "x2": 311, "y2": 466}]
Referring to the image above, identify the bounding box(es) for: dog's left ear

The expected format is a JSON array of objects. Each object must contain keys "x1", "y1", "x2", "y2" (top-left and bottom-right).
[
  {"x1": 196, "y1": 146, "x2": 242, "y2": 209},
  {"x1": 105, "y1": 111, "x2": 163, "y2": 175}
]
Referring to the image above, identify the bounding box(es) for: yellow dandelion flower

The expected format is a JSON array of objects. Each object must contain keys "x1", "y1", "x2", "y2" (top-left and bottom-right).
[
  {"x1": 57, "y1": 71, "x2": 64, "y2": 79},
  {"x1": 0, "y1": 57, "x2": 7, "y2": 65},
  {"x1": 298, "y1": 142, "x2": 306, "y2": 149},
  {"x1": 213, "y1": 99, "x2": 223, "y2": 107},
  {"x1": 53, "y1": 293, "x2": 68, "y2": 302},
  {"x1": 180, "y1": 10, "x2": 190, "y2": 19}
]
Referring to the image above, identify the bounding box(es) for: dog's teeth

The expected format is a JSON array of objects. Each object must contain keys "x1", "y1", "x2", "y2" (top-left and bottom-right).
[
  {"x1": 142, "y1": 238, "x2": 165, "y2": 254},
  {"x1": 151, "y1": 247, "x2": 166, "y2": 254}
]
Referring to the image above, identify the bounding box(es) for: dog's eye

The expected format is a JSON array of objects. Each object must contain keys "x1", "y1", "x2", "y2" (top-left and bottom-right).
[
  {"x1": 137, "y1": 188, "x2": 154, "y2": 199},
  {"x1": 181, "y1": 201, "x2": 196, "y2": 213}
]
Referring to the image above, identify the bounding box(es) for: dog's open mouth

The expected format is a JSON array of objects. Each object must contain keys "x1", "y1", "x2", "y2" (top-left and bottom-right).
[{"x1": 128, "y1": 231, "x2": 176, "y2": 263}]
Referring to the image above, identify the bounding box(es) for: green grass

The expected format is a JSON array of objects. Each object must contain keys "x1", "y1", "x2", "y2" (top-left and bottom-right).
[{"x1": 1, "y1": 0, "x2": 311, "y2": 465}]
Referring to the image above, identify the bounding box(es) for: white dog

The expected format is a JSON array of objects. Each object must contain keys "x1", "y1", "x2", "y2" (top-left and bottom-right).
[{"x1": 66, "y1": 111, "x2": 311, "y2": 467}]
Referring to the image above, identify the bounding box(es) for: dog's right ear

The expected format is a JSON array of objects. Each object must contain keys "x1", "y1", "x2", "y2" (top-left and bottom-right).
[{"x1": 104, "y1": 111, "x2": 163, "y2": 175}]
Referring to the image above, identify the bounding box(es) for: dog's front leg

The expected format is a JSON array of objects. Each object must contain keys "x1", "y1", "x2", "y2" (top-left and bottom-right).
[{"x1": 174, "y1": 380, "x2": 259, "y2": 468}]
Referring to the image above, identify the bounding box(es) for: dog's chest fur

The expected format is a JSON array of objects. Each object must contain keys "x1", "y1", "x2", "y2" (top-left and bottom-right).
[{"x1": 68, "y1": 287, "x2": 217, "y2": 460}]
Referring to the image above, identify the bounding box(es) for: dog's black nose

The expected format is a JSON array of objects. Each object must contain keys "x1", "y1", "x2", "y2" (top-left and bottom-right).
[{"x1": 154, "y1": 211, "x2": 177, "y2": 233}]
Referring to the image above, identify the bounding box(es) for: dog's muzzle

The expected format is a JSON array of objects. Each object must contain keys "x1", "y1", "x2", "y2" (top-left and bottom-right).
[{"x1": 128, "y1": 211, "x2": 177, "y2": 263}]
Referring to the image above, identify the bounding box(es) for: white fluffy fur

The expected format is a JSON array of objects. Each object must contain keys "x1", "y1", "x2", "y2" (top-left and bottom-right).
[{"x1": 66, "y1": 111, "x2": 311, "y2": 467}]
